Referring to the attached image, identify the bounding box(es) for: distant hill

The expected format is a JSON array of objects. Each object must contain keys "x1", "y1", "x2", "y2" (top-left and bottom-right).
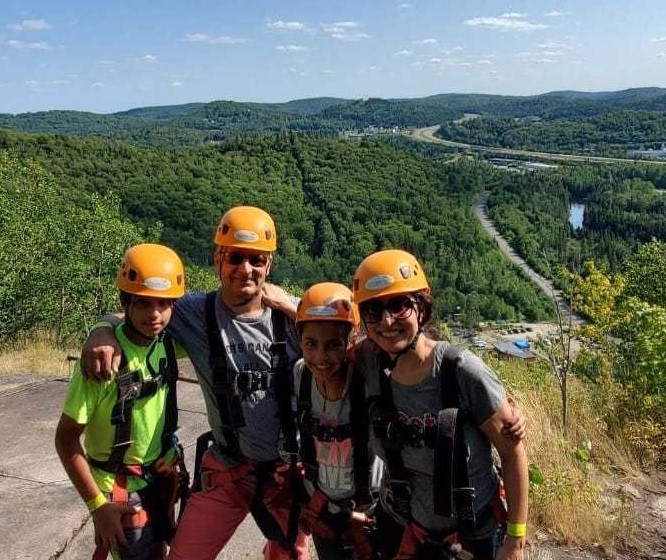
[{"x1": 2, "y1": 87, "x2": 666, "y2": 148}]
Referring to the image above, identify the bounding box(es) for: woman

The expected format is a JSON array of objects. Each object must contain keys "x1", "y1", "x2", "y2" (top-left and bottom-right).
[{"x1": 352, "y1": 249, "x2": 528, "y2": 560}]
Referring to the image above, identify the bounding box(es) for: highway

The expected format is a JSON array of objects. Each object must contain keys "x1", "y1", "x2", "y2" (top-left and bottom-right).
[
  {"x1": 411, "y1": 125, "x2": 586, "y2": 324},
  {"x1": 411, "y1": 125, "x2": 666, "y2": 166}
]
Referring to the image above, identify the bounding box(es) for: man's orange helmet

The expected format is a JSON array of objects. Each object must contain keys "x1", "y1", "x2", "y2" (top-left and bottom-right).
[
  {"x1": 353, "y1": 249, "x2": 430, "y2": 304},
  {"x1": 214, "y1": 206, "x2": 277, "y2": 252},
  {"x1": 116, "y1": 243, "x2": 185, "y2": 298}
]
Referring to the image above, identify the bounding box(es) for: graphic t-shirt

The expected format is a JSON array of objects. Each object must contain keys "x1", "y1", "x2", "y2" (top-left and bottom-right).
[
  {"x1": 293, "y1": 359, "x2": 355, "y2": 501},
  {"x1": 169, "y1": 290, "x2": 300, "y2": 462},
  {"x1": 62, "y1": 326, "x2": 171, "y2": 493},
  {"x1": 358, "y1": 340, "x2": 506, "y2": 536}
]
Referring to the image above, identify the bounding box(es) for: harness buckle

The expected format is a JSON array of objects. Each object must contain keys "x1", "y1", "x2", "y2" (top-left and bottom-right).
[{"x1": 200, "y1": 470, "x2": 215, "y2": 492}]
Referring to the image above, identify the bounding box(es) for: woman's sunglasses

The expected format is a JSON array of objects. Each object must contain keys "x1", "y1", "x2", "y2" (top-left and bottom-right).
[
  {"x1": 222, "y1": 251, "x2": 269, "y2": 268},
  {"x1": 360, "y1": 295, "x2": 416, "y2": 324}
]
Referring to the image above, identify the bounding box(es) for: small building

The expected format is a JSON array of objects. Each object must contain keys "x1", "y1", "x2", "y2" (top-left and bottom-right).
[{"x1": 492, "y1": 341, "x2": 538, "y2": 364}]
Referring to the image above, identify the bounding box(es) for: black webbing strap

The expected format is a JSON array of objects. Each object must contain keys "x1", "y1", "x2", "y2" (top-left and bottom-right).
[
  {"x1": 204, "y1": 290, "x2": 244, "y2": 456},
  {"x1": 376, "y1": 353, "x2": 413, "y2": 519},
  {"x1": 433, "y1": 346, "x2": 476, "y2": 532},
  {"x1": 297, "y1": 368, "x2": 317, "y2": 475},
  {"x1": 93, "y1": 336, "x2": 175, "y2": 475},
  {"x1": 248, "y1": 309, "x2": 300, "y2": 556},
  {"x1": 160, "y1": 333, "x2": 179, "y2": 453},
  {"x1": 105, "y1": 351, "x2": 134, "y2": 470},
  {"x1": 349, "y1": 365, "x2": 370, "y2": 501}
]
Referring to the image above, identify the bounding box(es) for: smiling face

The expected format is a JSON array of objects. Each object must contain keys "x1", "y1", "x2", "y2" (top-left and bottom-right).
[
  {"x1": 216, "y1": 247, "x2": 272, "y2": 304},
  {"x1": 299, "y1": 321, "x2": 350, "y2": 385},
  {"x1": 360, "y1": 293, "x2": 420, "y2": 356}
]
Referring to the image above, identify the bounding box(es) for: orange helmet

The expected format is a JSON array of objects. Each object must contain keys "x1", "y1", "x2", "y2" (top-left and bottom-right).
[
  {"x1": 296, "y1": 282, "x2": 360, "y2": 328},
  {"x1": 353, "y1": 249, "x2": 430, "y2": 304},
  {"x1": 116, "y1": 243, "x2": 185, "y2": 299},
  {"x1": 214, "y1": 206, "x2": 277, "y2": 252}
]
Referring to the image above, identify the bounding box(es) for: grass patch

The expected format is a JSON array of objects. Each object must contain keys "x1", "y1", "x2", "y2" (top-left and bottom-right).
[
  {"x1": 491, "y1": 355, "x2": 640, "y2": 548},
  {"x1": 0, "y1": 330, "x2": 78, "y2": 377}
]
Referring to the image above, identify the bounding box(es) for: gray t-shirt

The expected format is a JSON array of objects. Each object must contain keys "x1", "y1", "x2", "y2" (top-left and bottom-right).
[
  {"x1": 292, "y1": 359, "x2": 355, "y2": 501},
  {"x1": 168, "y1": 290, "x2": 300, "y2": 463},
  {"x1": 359, "y1": 340, "x2": 505, "y2": 535}
]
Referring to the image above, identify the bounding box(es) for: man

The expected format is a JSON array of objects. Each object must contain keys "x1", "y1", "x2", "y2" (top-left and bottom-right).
[{"x1": 82, "y1": 206, "x2": 307, "y2": 560}]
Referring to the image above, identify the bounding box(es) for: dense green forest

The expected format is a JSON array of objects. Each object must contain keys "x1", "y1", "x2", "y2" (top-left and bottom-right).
[
  {"x1": 437, "y1": 110, "x2": 666, "y2": 157},
  {"x1": 0, "y1": 129, "x2": 557, "y2": 343},
  {"x1": 484, "y1": 162, "x2": 666, "y2": 278},
  {"x1": 4, "y1": 88, "x2": 666, "y2": 151}
]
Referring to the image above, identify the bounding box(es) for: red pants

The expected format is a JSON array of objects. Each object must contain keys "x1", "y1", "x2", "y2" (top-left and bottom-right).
[{"x1": 167, "y1": 451, "x2": 309, "y2": 560}]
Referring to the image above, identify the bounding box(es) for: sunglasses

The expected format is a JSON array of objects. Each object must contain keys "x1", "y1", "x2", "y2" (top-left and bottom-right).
[
  {"x1": 222, "y1": 251, "x2": 269, "y2": 268},
  {"x1": 360, "y1": 295, "x2": 416, "y2": 324}
]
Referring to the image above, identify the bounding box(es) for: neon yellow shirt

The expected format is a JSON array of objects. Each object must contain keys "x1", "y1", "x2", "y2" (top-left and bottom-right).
[{"x1": 62, "y1": 326, "x2": 174, "y2": 493}]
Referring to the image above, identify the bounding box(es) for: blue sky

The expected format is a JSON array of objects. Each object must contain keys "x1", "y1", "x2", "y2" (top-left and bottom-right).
[{"x1": 2, "y1": 0, "x2": 666, "y2": 114}]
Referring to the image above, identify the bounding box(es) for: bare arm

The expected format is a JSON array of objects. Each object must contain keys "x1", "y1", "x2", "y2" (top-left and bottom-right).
[
  {"x1": 54, "y1": 414, "x2": 135, "y2": 550},
  {"x1": 501, "y1": 396, "x2": 527, "y2": 442},
  {"x1": 80, "y1": 314, "x2": 123, "y2": 381},
  {"x1": 261, "y1": 283, "x2": 297, "y2": 320},
  {"x1": 481, "y1": 399, "x2": 529, "y2": 560}
]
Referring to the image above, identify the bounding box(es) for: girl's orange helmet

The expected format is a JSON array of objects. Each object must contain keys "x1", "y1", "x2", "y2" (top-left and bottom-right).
[
  {"x1": 116, "y1": 243, "x2": 185, "y2": 299},
  {"x1": 296, "y1": 282, "x2": 360, "y2": 328},
  {"x1": 214, "y1": 206, "x2": 277, "y2": 252},
  {"x1": 353, "y1": 249, "x2": 430, "y2": 304}
]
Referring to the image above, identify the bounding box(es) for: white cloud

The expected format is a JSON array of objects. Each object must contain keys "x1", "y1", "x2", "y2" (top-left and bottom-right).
[
  {"x1": 183, "y1": 33, "x2": 247, "y2": 44},
  {"x1": 413, "y1": 38, "x2": 438, "y2": 45},
  {"x1": 322, "y1": 69, "x2": 335, "y2": 74},
  {"x1": 171, "y1": 81, "x2": 183, "y2": 87},
  {"x1": 465, "y1": 16, "x2": 548, "y2": 32},
  {"x1": 139, "y1": 54, "x2": 157, "y2": 63},
  {"x1": 651, "y1": 37, "x2": 666, "y2": 43},
  {"x1": 320, "y1": 21, "x2": 371, "y2": 41},
  {"x1": 5, "y1": 39, "x2": 51, "y2": 50},
  {"x1": 544, "y1": 11, "x2": 568, "y2": 17},
  {"x1": 499, "y1": 12, "x2": 526, "y2": 18},
  {"x1": 275, "y1": 45, "x2": 308, "y2": 52},
  {"x1": 393, "y1": 49, "x2": 412, "y2": 57},
  {"x1": 266, "y1": 20, "x2": 306, "y2": 31},
  {"x1": 91, "y1": 82, "x2": 105, "y2": 88},
  {"x1": 9, "y1": 19, "x2": 51, "y2": 31},
  {"x1": 398, "y1": 3, "x2": 413, "y2": 8}
]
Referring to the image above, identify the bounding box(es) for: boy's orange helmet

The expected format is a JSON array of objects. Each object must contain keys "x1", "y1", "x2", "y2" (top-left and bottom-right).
[
  {"x1": 296, "y1": 282, "x2": 360, "y2": 328},
  {"x1": 214, "y1": 206, "x2": 277, "y2": 252},
  {"x1": 116, "y1": 243, "x2": 185, "y2": 299},
  {"x1": 353, "y1": 249, "x2": 430, "y2": 304}
]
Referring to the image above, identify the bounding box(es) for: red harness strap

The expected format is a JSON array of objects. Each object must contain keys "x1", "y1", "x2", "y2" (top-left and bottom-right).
[{"x1": 91, "y1": 468, "x2": 151, "y2": 560}]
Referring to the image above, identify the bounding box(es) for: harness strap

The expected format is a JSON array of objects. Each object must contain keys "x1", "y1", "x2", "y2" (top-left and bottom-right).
[
  {"x1": 203, "y1": 291, "x2": 299, "y2": 555},
  {"x1": 298, "y1": 362, "x2": 370, "y2": 503},
  {"x1": 434, "y1": 347, "x2": 475, "y2": 532},
  {"x1": 205, "y1": 291, "x2": 244, "y2": 457}
]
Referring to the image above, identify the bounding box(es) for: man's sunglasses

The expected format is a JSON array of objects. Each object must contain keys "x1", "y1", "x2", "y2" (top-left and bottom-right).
[
  {"x1": 360, "y1": 295, "x2": 416, "y2": 324},
  {"x1": 222, "y1": 251, "x2": 269, "y2": 267}
]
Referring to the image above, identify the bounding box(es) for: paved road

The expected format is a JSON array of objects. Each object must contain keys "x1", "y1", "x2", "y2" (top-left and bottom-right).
[
  {"x1": 411, "y1": 125, "x2": 585, "y2": 325},
  {"x1": 473, "y1": 195, "x2": 585, "y2": 325},
  {"x1": 411, "y1": 125, "x2": 666, "y2": 166},
  {"x1": 0, "y1": 368, "x2": 312, "y2": 560}
]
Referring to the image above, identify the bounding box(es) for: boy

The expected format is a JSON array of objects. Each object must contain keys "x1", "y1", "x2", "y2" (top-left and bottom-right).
[{"x1": 55, "y1": 243, "x2": 186, "y2": 560}]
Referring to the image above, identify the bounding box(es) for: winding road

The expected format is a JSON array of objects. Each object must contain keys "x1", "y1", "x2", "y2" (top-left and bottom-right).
[{"x1": 411, "y1": 125, "x2": 585, "y2": 324}]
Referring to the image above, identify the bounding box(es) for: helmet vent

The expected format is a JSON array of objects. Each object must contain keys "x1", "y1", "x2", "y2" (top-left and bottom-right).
[{"x1": 128, "y1": 269, "x2": 138, "y2": 282}]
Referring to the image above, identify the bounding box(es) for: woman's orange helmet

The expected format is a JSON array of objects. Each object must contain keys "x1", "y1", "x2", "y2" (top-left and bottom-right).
[
  {"x1": 116, "y1": 243, "x2": 185, "y2": 299},
  {"x1": 214, "y1": 206, "x2": 277, "y2": 252},
  {"x1": 353, "y1": 249, "x2": 430, "y2": 304},
  {"x1": 296, "y1": 282, "x2": 360, "y2": 328}
]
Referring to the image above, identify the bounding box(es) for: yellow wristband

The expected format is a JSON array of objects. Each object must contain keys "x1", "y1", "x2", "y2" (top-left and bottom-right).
[
  {"x1": 85, "y1": 493, "x2": 107, "y2": 513},
  {"x1": 90, "y1": 320, "x2": 113, "y2": 331},
  {"x1": 507, "y1": 522, "x2": 527, "y2": 538}
]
